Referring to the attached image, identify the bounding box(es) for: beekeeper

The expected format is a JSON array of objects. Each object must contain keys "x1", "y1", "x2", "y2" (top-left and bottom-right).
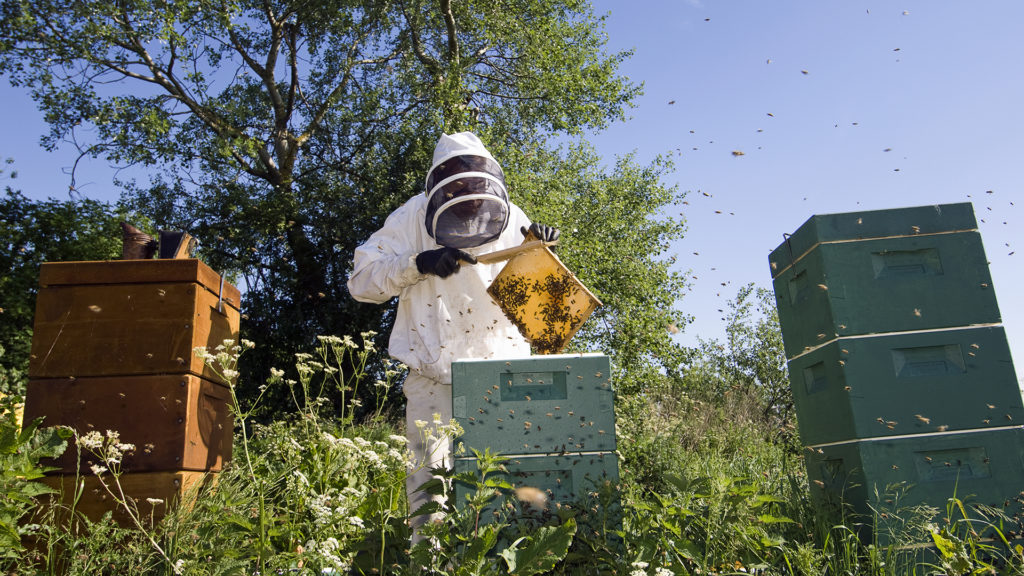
[{"x1": 347, "y1": 131, "x2": 559, "y2": 536}]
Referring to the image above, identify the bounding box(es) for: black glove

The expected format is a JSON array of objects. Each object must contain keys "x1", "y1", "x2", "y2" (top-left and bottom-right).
[
  {"x1": 416, "y1": 247, "x2": 477, "y2": 278},
  {"x1": 521, "y1": 223, "x2": 560, "y2": 243}
]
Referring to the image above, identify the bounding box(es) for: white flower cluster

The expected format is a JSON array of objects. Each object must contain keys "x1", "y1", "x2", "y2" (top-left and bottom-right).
[
  {"x1": 193, "y1": 339, "x2": 252, "y2": 385},
  {"x1": 77, "y1": 429, "x2": 136, "y2": 475},
  {"x1": 630, "y1": 561, "x2": 674, "y2": 576},
  {"x1": 305, "y1": 536, "x2": 351, "y2": 572},
  {"x1": 414, "y1": 413, "x2": 465, "y2": 445},
  {"x1": 320, "y1": 432, "x2": 409, "y2": 472}
]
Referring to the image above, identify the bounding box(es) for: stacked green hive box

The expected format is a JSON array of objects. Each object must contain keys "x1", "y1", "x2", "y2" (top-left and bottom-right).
[
  {"x1": 788, "y1": 325, "x2": 1023, "y2": 445},
  {"x1": 804, "y1": 427, "x2": 1024, "y2": 524},
  {"x1": 770, "y1": 202, "x2": 1024, "y2": 536},
  {"x1": 770, "y1": 210, "x2": 999, "y2": 360},
  {"x1": 451, "y1": 354, "x2": 619, "y2": 513}
]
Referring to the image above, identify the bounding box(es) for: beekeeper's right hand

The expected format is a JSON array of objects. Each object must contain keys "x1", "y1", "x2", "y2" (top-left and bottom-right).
[{"x1": 416, "y1": 247, "x2": 478, "y2": 278}]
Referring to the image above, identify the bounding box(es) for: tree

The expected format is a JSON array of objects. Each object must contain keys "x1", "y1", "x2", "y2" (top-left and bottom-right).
[
  {"x1": 0, "y1": 184, "x2": 125, "y2": 397},
  {"x1": 0, "y1": 0, "x2": 687, "y2": 410},
  {"x1": 691, "y1": 283, "x2": 794, "y2": 442}
]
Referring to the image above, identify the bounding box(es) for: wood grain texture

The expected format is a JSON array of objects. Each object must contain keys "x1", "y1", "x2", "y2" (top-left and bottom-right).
[{"x1": 24, "y1": 374, "x2": 233, "y2": 473}]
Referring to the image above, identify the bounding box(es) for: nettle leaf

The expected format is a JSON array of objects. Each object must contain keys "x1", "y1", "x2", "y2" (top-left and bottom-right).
[{"x1": 500, "y1": 517, "x2": 576, "y2": 576}]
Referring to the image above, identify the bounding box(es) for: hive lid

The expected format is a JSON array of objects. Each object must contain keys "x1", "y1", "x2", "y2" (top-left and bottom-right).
[
  {"x1": 38, "y1": 259, "x2": 240, "y2": 310},
  {"x1": 768, "y1": 202, "x2": 978, "y2": 278},
  {"x1": 487, "y1": 241, "x2": 601, "y2": 354}
]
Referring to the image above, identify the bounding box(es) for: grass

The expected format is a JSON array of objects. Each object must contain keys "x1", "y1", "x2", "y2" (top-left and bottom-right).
[{"x1": 3, "y1": 334, "x2": 1024, "y2": 575}]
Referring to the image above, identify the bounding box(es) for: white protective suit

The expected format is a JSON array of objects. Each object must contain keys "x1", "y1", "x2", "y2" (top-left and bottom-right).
[{"x1": 346, "y1": 132, "x2": 533, "y2": 535}]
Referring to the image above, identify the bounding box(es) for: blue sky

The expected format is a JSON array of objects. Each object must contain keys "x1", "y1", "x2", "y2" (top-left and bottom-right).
[
  {"x1": 585, "y1": 0, "x2": 1024, "y2": 373},
  {"x1": 2, "y1": 1, "x2": 1022, "y2": 375}
]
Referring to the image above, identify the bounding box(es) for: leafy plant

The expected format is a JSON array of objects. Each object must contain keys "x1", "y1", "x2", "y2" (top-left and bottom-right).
[
  {"x1": 410, "y1": 448, "x2": 579, "y2": 576},
  {"x1": 0, "y1": 413, "x2": 69, "y2": 561}
]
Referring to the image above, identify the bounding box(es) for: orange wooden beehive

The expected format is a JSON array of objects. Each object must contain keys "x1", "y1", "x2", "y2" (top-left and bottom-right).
[
  {"x1": 25, "y1": 259, "x2": 239, "y2": 524},
  {"x1": 29, "y1": 259, "x2": 240, "y2": 381}
]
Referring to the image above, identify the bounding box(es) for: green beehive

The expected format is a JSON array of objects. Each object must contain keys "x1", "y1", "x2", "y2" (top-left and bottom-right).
[
  {"x1": 805, "y1": 427, "x2": 1024, "y2": 537},
  {"x1": 452, "y1": 354, "x2": 615, "y2": 456},
  {"x1": 789, "y1": 326, "x2": 1023, "y2": 446},
  {"x1": 772, "y1": 231, "x2": 999, "y2": 359},
  {"x1": 453, "y1": 451, "x2": 620, "y2": 516}
]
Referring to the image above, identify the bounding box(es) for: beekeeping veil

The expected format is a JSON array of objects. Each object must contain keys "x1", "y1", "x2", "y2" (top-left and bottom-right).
[{"x1": 423, "y1": 132, "x2": 510, "y2": 249}]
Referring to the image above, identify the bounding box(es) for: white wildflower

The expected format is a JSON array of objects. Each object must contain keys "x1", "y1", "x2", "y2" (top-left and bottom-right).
[
  {"x1": 78, "y1": 430, "x2": 103, "y2": 450},
  {"x1": 90, "y1": 464, "x2": 108, "y2": 475},
  {"x1": 269, "y1": 367, "x2": 285, "y2": 380},
  {"x1": 655, "y1": 568, "x2": 674, "y2": 576},
  {"x1": 388, "y1": 434, "x2": 408, "y2": 444},
  {"x1": 222, "y1": 369, "x2": 240, "y2": 380},
  {"x1": 146, "y1": 498, "x2": 165, "y2": 505},
  {"x1": 349, "y1": 516, "x2": 365, "y2": 528}
]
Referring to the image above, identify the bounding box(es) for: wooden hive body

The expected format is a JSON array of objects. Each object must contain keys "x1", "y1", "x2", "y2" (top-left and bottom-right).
[{"x1": 24, "y1": 259, "x2": 240, "y2": 524}]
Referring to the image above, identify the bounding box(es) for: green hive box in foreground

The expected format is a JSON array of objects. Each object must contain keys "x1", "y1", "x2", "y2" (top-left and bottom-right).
[
  {"x1": 452, "y1": 452, "x2": 620, "y2": 517},
  {"x1": 452, "y1": 354, "x2": 616, "y2": 456},
  {"x1": 451, "y1": 354, "x2": 619, "y2": 515}
]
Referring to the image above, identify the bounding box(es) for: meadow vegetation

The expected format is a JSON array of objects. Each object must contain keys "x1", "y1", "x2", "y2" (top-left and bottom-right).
[{"x1": 4, "y1": 288, "x2": 1024, "y2": 575}]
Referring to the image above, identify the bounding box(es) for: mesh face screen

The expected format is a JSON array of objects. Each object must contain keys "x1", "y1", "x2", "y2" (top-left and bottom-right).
[{"x1": 426, "y1": 171, "x2": 509, "y2": 248}]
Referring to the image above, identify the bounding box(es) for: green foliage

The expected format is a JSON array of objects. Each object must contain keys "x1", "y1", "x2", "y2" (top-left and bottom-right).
[
  {"x1": 0, "y1": 412, "x2": 70, "y2": 561},
  {"x1": 0, "y1": 188, "x2": 125, "y2": 396},
  {"x1": 411, "y1": 449, "x2": 583, "y2": 575}
]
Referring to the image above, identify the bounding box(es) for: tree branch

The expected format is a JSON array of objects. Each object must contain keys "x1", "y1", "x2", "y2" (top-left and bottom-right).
[
  {"x1": 439, "y1": 0, "x2": 459, "y2": 64},
  {"x1": 398, "y1": 0, "x2": 440, "y2": 73}
]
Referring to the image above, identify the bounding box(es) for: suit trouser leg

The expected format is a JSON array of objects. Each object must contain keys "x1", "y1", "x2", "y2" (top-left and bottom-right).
[{"x1": 403, "y1": 372, "x2": 452, "y2": 543}]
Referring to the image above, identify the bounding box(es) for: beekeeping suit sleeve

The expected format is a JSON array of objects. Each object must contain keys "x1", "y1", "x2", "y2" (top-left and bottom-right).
[{"x1": 347, "y1": 198, "x2": 428, "y2": 305}]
